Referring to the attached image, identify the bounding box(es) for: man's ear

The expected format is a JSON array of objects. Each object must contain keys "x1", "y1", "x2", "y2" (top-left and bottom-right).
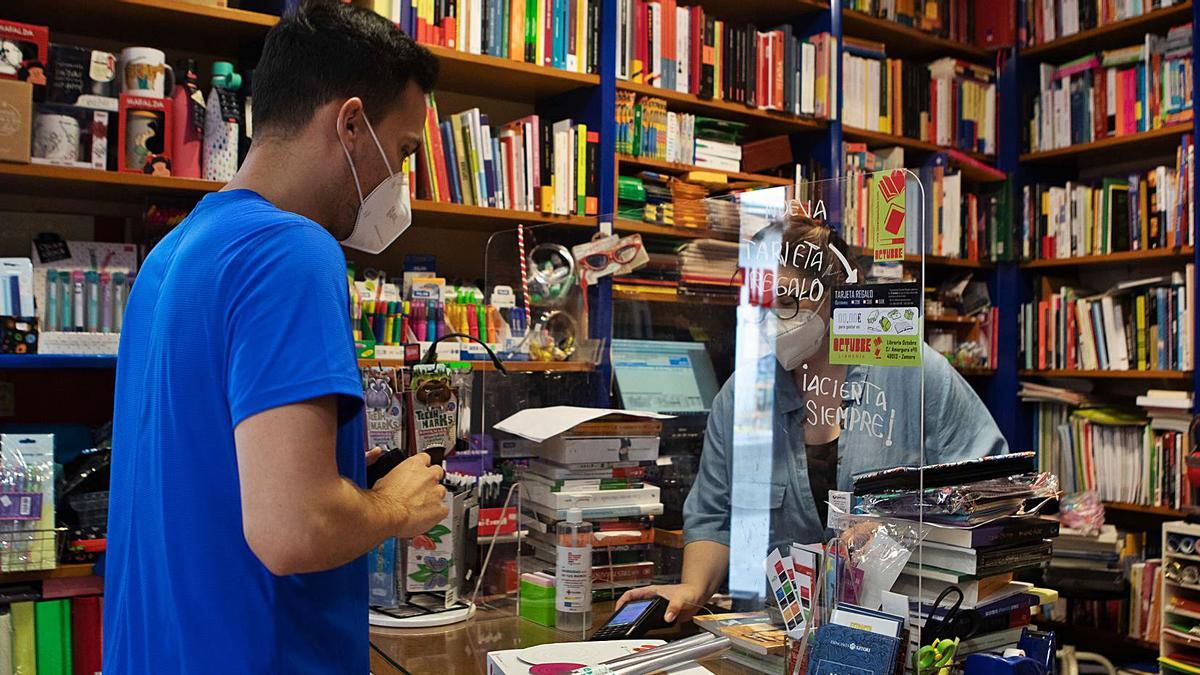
[{"x1": 334, "y1": 97, "x2": 365, "y2": 148}]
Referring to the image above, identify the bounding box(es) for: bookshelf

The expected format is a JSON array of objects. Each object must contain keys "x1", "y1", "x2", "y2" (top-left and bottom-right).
[
  {"x1": 1020, "y1": 247, "x2": 1196, "y2": 269},
  {"x1": 1007, "y1": 0, "x2": 1200, "y2": 463},
  {"x1": 1019, "y1": 123, "x2": 1194, "y2": 165},
  {"x1": 1019, "y1": 369, "x2": 1194, "y2": 381},
  {"x1": 0, "y1": 564, "x2": 96, "y2": 585},
  {"x1": 616, "y1": 154, "x2": 794, "y2": 187},
  {"x1": 615, "y1": 81, "x2": 827, "y2": 137}
]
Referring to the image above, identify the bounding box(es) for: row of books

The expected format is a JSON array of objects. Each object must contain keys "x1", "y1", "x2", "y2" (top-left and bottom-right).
[
  {"x1": 1019, "y1": 270, "x2": 1195, "y2": 372},
  {"x1": 1026, "y1": 23, "x2": 1194, "y2": 153},
  {"x1": 1020, "y1": 0, "x2": 1186, "y2": 49},
  {"x1": 0, "y1": 597, "x2": 102, "y2": 675},
  {"x1": 843, "y1": 40, "x2": 998, "y2": 155},
  {"x1": 1020, "y1": 135, "x2": 1194, "y2": 259},
  {"x1": 615, "y1": 93, "x2": 748, "y2": 171},
  {"x1": 384, "y1": 0, "x2": 600, "y2": 74},
  {"x1": 615, "y1": 0, "x2": 837, "y2": 119},
  {"x1": 841, "y1": 147, "x2": 1009, "y2": 262},
  {"x1": 412, "y1": 94, "x2": 598, "y2": 216},
  {"x1": 1031, "y1": 402, "x2": 1193, "y2": 509},
  {"x1": 841, "y1": 0, "x2": 996, "y2": 45}
]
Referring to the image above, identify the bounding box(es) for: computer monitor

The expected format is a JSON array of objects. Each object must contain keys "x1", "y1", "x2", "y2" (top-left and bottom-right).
[{"x1": 611, "y1": 339, "x2": 721, "y2": 414}]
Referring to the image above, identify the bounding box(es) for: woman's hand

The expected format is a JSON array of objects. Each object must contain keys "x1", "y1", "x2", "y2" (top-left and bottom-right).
[{"x1": 615, "y1": 583, "x2": 707, "y2": 623}]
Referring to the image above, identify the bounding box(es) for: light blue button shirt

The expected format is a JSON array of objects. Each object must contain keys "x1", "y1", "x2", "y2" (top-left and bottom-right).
[{"x1": 683, "y1": 344, "x2": 1007, "y2": 554}]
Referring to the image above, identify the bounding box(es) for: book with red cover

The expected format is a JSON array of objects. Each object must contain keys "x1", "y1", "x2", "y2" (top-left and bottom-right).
[
  {"x1": 689, "y1": 6, "x2": 703, "y2": 97},
  {"x1": 71, "y1": 596, "x2": 101, "y2": 675}
]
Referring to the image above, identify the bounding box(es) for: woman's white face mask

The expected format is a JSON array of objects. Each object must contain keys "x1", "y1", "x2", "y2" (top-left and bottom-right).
[
  {"x1": 773, "y1": 304, "x2": 827, "y2": 371},
  {"x1": 337, "y1": 110, "x2": 412, "y2": 254}
]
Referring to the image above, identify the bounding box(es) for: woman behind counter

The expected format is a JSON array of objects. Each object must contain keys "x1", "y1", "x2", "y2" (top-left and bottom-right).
[{"x1": 619, "y1": 214, "x2": 1008, "y2": 623}]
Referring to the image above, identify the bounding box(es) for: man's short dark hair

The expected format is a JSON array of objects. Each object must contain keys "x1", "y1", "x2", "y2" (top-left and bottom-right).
[{"x1": 252, "y1": 0, "x2": 438, "y2": 135}]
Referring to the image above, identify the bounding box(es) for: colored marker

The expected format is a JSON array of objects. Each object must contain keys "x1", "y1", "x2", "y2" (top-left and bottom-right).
[
  {"x1": 72, "y1": 271, "x2": 85, "y2": 331},
  {"x1": 85, "y1": 271, "x2": 100, "y2": 332}
]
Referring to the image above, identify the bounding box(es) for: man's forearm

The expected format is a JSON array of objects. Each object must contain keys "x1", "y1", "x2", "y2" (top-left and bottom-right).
[
  {"x1": 680, "y1": 540, "x2": 730, "y2": 601},
  {"x1": 253, "y1": 477, "x2": 406, "y2": 576}
]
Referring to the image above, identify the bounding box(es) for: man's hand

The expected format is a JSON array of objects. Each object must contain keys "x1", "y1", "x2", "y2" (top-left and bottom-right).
[
  {"x1": 373, "y1": 452, "x2": 448, "y2": 538},
  {"x1": 615, "y1": 583, "x2": 707, "y2": 624}
]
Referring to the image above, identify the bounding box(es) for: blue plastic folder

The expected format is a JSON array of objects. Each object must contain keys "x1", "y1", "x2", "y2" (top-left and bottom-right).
[{"x1": 806, "y1": 624, "x2": 901, "y2": 675}]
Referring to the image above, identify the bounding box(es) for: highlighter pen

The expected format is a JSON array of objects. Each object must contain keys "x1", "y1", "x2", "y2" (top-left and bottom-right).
[
  {"x1": 44, "y1": 270, "x2": 58, "y2": 332},
  {"x1": 413, "y1": 302, "x2": 426, "y2": 342},
  {"x1": 425, "y1": 300, "x2": 436, "y2": 342},
  {"x1": 466, "y1": 303, "x2": 479, "y2": 340},
  {"x1": 59, "y1": 271, "x2": 71, "y2": 332},
  {"x1": 100, "y1": 272, "x2": 112, "y2": 333},
  {"x1": 477, "y1": 303, "x2": 488, "y2": 342},
  {"x1": 373, "y1": 301, "x2": 386, "y2": 344},
  {"x1": 85, "y1": 271, "x2": 100, "y2": 332},
  {"x1": 72, "y1": 271, "x2": 85, "y2": 331}
]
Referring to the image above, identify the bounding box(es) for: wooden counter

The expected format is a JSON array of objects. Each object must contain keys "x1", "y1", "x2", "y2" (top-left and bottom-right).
[{"x1": 367, "y1": 599, "x2": 761, "y2": 674}]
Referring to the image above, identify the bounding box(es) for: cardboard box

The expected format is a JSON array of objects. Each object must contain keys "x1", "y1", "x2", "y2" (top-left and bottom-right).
[
  {"x1": 32, "y1": 99, "x2": 117, "y2": 170},
  {"x1": 0, "y1": 20, "x2": 49, "y2": 81},
  {"x1": 0, "y1": 79, "x2": 31, "y2": 163}
]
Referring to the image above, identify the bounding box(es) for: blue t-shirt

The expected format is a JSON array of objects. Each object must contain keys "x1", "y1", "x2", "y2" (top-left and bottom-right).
[{"x1": 105, "y1": 189, "x2": 368, "y2": 674}]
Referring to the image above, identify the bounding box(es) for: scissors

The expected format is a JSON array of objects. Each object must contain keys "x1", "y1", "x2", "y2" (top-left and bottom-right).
[{"x1": 914, "y1": 586, "x2": 963, "y2": 675}]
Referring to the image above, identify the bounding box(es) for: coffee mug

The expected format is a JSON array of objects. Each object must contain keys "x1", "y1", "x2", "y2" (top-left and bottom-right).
[
  {"x1": 33, "y1": 113, "x2": 80, "y2": 162},
  {"x1": 125, "y1": 109, "x2": 161, "y2": 171},
  {"x1": 119, "y1": 47, "x2": 174, "y2": 98}
]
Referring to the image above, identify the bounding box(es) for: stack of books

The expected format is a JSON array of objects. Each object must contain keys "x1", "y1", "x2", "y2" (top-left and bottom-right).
[
  {"x1": 1019, "y1": 271, "x2": 1195, "y2": 372},
  {"x1": 1027, "y1": 23, "x2": 1194, "y2": 153},
  {"x1": 692, "y1": 118, "x2": 746, "y2": 172},
  {"x1": 1020, "y1": 135, "x2": 1195, "y2": 260},
  {"x1": 1044, "y1": 524, "x2": 1129, "y2": 597},
  {"x1": 615, "y1": 1, "x2": 836, "y2": 120},
  {"x1": 391, "y1": 0, "x2": 601, "y2": 75},
  {"x1": 413, "y1": 94, "x2": 598, "y2": 216},
  {"x1": 678, "y1": 238, "x2": 740, "y2": 300},
  {"x1": 1021, "y1": 0, "x2": 1186, "y2": 50},
  {"x1": 896, "y1": 518, "x2": 1056, "y2": 657},
  {"x1": 510, "y1": 411, "x2": 667, "y2": 596},
  {"x1": 1129, "y1": 557, "x2": 1164, "y2": 643},
  {"x1": 1138, "y1": 388, "x2": 1195, "y2": 432}
]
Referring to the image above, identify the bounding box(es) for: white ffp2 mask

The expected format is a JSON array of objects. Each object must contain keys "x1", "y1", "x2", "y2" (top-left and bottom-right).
[
  {"x1": 774, "y1": 308, "x2": 827, "y2": 370},
  {"x1": 337, "y1": 110, "x2": 412, "y2": 254}
]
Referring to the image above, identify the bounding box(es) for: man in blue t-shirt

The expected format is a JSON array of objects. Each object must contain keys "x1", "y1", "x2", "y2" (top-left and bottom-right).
[{"x1": 105, "y1": 4, "x2": 446, "y2": 672}]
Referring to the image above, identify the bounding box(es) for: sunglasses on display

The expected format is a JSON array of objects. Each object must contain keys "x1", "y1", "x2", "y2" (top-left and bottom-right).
[{"x1": 579, "y1": 241, "x2": 643, "y2": 271}]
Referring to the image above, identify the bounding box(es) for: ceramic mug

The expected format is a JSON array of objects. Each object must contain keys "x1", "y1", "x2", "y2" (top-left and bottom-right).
[
  {"x1": 124, "y1": 109, "x2": 160, "y2": 171},
  {"x1": 32, "y1": 113, "x2": 80, "y2": 162},
  {"x1": 119, "y1": 47, "x2": 174, "y2": 98}
]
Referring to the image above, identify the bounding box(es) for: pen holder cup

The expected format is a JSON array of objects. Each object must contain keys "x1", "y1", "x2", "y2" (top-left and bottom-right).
[{"x1": 0, "y1": 316, "x2": 39, "y2": 354}]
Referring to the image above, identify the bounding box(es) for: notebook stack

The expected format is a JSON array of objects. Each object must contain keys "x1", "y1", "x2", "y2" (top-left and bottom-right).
[
  {"x1": 497, "y1": 408, "x2": 669, "y2": 597},
  {"x1": 852, "y1": 452, "x2": 1059, "y2": 658}
]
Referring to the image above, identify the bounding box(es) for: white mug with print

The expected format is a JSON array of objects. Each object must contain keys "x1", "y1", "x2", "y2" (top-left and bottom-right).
[{"x1": 119, "y1": 47, "x2": 174, "y2": 98}]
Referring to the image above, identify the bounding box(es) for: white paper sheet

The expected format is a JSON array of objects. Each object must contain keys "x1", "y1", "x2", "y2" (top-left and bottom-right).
[{"x1": 493, "y1": 406, "x2": 673, "y2": 443}]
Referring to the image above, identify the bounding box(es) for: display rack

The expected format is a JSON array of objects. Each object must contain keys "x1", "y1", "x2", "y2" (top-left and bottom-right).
[{"x1": 1162, "y1": 521, "x2": 1200, "y2": 671}]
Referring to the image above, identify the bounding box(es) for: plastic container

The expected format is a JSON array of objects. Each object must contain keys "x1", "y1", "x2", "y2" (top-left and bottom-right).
[{"x1": 555, "y1": 507, "x2": 592, "y2": 632}]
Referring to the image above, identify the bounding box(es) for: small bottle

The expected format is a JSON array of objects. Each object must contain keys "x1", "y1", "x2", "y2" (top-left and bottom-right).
[{"x1": 555, "y1": 507, "x2": 592, "y2": 632}]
